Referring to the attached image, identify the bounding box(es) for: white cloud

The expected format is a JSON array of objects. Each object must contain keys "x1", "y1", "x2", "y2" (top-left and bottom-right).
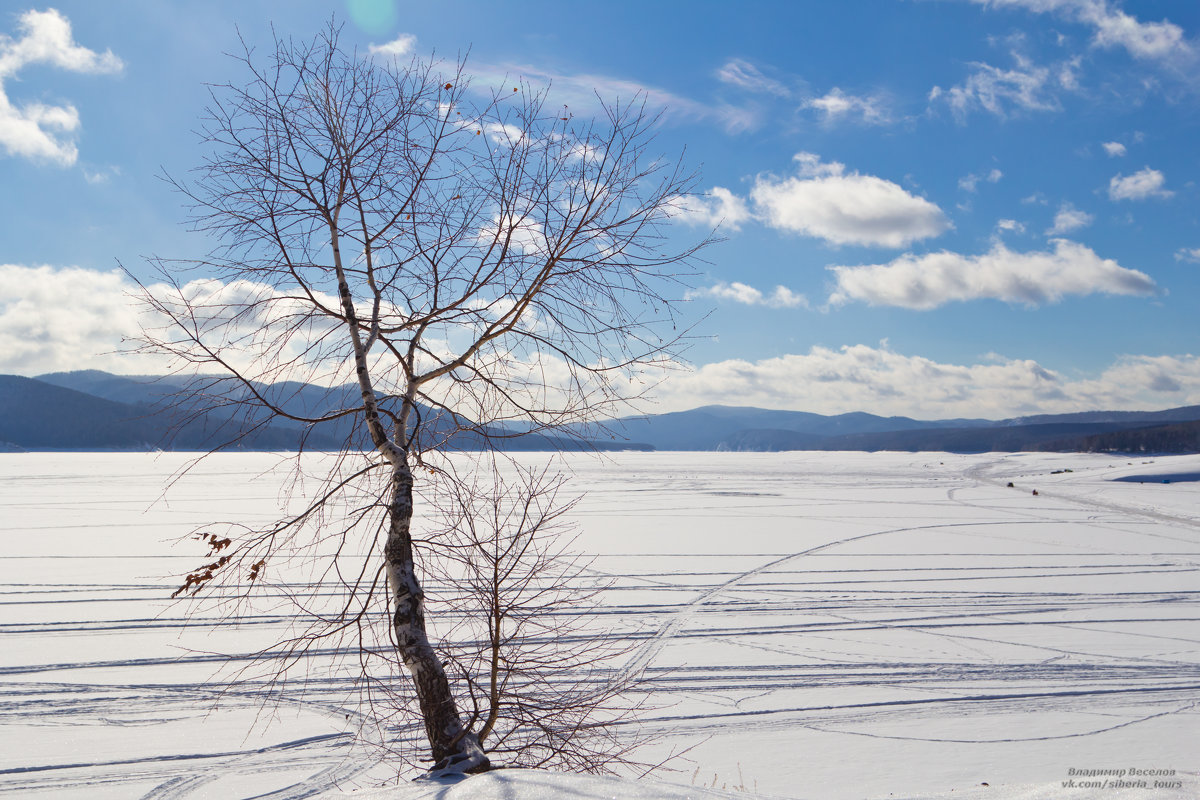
[
  {"x1": 0, "y1": 264, "x2": 144, "y2": 373},
  {"x1": 828, "y1": 238, "x2": 1156, "y2": 309},
  {"x1": 974, "y1": 0, "x2": 1194, "y2": 65},
  {"x1": 1085, "y1": 6, "x2": 1191, "y2": 61},
  {"x1": 468, "y1": 62, "x2": 758, "y2": 133},
  {"x1": 482, "y1": 121, "x2": 526, "y2": 147},
  {"x1": 6, "y1": 265, "x2": 1196, "y2": 421},
  {"x1": 0, "y1": 9, "x2": 122, "y2": 166},
  {"x1": 0, "y1": 265, "x2": 355, "y2": 377},
  {"x1": 1046, "y1": 202, "x2": 1094, "y2": 234},
  {"x1": 959, "y1": 168, "x2": 1004, "y2": 192},
  {"x1": 995, "y1": 218, "x2": 1025, "y2": 234},
  {"x1": 748, "y1": 152, "x2": 950, "y2": 248},
  {"x1": 685, "y1": 281, "x2": 808, "y2": 309},
  {"x1": 673, "y1": 187, "x2": 752, "y2": 231},
  {"x1": 81, "y1": 164, "x2": 121, "y2": 185},
  {"x1": 478, "y1": 214, "x2": 550, "y2": 258},
  {"x1": 1102, "y1": 141, "x2": 1127, "y2": 157},
  {"x1": 653, "y1": 344, "x2": 1200, "y2": 418},
  {"x1": 929, "y1": 52, "x2": 1063, "y2": 119},
  {"x1": 1057, "y1": 56, "x2": 1083, "y2": 90},
  {"x1": 367, "y1": 33, "x2": 417, "y2": 58},
  {"x1": 804, "y1": 88, "x2": 891, "y2": 125},
  {"x1": 1108, "y1": 167, "x2": 1172, "y2": 200},
  {"x1": 715, "y1": 58, "x2": 789, "y2": 96},
  {"x1": 1175, "y1": 247, "x2": 1200, "y2": 264}
]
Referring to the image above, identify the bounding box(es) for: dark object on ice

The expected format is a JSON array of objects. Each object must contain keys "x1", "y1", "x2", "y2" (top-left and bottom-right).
[
  {"x1": 1006, "y1": 481, "x2": 1014, "y2": 487},
  {"x1": 1032, "y1": 489, "x2": 1039, "y2": 496},
  {"x1": 1112, "y1": 471, "x2": 1200, "y2": 484}
]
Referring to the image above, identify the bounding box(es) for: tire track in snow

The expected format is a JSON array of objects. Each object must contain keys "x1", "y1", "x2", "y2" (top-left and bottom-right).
[{"x1": 623, "y1": 520, "x2": 1023, "y2": 674}]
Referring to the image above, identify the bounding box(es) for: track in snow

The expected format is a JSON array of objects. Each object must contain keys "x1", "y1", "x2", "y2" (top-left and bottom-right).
[{"x1": 2, "y1": 451, "x2": 1199, "y2": 799}]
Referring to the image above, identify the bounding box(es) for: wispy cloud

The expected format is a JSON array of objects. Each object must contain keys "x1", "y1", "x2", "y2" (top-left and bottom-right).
[
  {"x1": 1108, "y1": 167, "x2": 1172, "y2": 200},
  {"x1": 929, "y1": 51, "x2": 1067, "y2": 120},
  {"x1": 0, "y1": 9, "x2": 123, "y2": 166},
  {"x1": 1175, "y1": 247, "x2": 1200, "y2": 264},
  {"x1": 959, "y1": 168, "x2": 1004, "y2": 192},
  {"x1": 686, "y1": 281, "x2": 808, "y2": 309},
  {"x1": 971, "y1": 0, "x2": 1195, "y2": 67},
  {"x1": 715, "y1": 58, "x2": 789, "y2": 96},
  {"x1": 1102, "y1": 140, "x2": 1127, "y2": 157},
  {"x1": 828, "y1": 238, "x2": 1156, "y2": 309},
  {"x1": 468, "y1": 61, "x2": 760, "y2": 133},
  {"x1": 803, "y1": 88, "x2": 892, "y2": 125},
  {"x1": 367, "y1": 33, "x2": 417, "y2": 58}
]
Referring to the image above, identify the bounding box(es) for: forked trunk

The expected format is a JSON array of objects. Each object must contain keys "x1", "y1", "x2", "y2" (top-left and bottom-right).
[{"x1": 384, "y1": 458, "x2": 490, "y2": 773}]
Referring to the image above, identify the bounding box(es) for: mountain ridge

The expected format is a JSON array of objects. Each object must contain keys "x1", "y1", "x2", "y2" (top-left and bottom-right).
[{"x1": 5, "y1": 370, "x2": 1200, "y2": 454}]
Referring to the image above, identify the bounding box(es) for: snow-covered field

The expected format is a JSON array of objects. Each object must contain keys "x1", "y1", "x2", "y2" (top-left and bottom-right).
[{"x1": 1, "y1": 451, "x2": 1198, "y2": 799}]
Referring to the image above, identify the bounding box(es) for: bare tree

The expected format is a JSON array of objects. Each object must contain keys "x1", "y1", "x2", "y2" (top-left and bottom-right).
[
  {"x1": 425, "y1": 458, "x2": 652, "y2": 773},
  {"x1": 138, "y1": 23, "x2": 701, "y2": 774}
]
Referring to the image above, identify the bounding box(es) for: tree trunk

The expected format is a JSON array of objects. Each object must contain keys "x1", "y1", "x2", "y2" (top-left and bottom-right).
[{"x1": 385, "y1": 457, "x2": 490, "y2": 773}]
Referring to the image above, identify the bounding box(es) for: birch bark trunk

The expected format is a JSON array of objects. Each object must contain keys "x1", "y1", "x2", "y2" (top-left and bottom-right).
[{"x1": 385, "y1": 453, "x2": 489, "y2": 771}]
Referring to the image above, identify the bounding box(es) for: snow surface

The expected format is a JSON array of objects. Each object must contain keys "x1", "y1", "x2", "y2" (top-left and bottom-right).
[{"x1": 1, "y1": 451, "x2": 1198, "y2": 799}]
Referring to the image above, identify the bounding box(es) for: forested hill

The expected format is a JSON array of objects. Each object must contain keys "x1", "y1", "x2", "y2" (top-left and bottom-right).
[
  {"x1": 593, "y1": 405, "x2": 1200, "y2": 453},
  {"x1": 0, "y1": 373, "x2": 650, "y2": 452},
  {"x1": 3, "y1": 370, "x2": 1200, "y2": 453}
]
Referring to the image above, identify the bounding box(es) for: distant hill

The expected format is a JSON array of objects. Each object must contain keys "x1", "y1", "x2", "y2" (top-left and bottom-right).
[
  {"x1": 5, "y1": 370, "x2": 1200, "y2": 454},
  {"x1": 1035, "y1": 420, "x2": 1200, "y2": 454},
  {"x1": 1005, "y1": 405, "x2": 1200, "y2": 427},
  {"x1": 5, "y1": 372, "x2": 650, "y2": 452},
  {"x1": 590, "y1": 404, "x2": 1200, "y2": 453},
  {"x1": 0, "y1": 374, "x2": 338, "y2": 451},
  {"x1": 590, "y1": 405, "x2": 992, "y2": 451},
  {"x1": 36, "y1": 370, "x2": 192, "y2": 407},
  {"x1": 0, "y1": 374, "x2": 162, "y2": 449}
]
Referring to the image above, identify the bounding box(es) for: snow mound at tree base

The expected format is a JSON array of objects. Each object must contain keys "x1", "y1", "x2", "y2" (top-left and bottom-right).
[
  {"x1": 341, "y1": 768, "x2": 787, "y2": 799},
  {"x1": 338, "y1": 768, "x2": 1200, "y2": 800}
]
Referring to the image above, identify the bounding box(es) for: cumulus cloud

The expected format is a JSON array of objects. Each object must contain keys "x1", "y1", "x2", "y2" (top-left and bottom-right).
[
  {"x1": 653, "y1": 343, "x2": 1200, "y2": 418},
  {"x1": 1046, "y1": 202, "x2": 1094, "y2": 234},
  {"x1": 827, "y1": 239, "x2": 1156, "y2": 310},
  {"x1": 367, "y1": 33, "x2": 417, "y2": 58},
  {"x1": 0, "y1": 9, "x2": 122, "y2": 166},
  {"x1": 1102, "y1": 141, "x2": 1127, "y2": 157},
  {"x1": 0, "y1": 265, "x2": 355, "y2": 377},
  {"x1": 685, "y1": 281, "x2": 808, "y2": 309},
  {"x1": 804, "y1": 88, "x2": 891, "y2": 125},
  {"x1": 748, "y1": 152, "x2": 950, "y2": 248},
  {"x1": 929, "y1": 52, "x2": 1066, "y2": 119},
  {"x1": 0, "y1": 264, "x2": 145, "y2": 373},
  {"x1": 715, "y1": 58, "x2": 789, "y2": 96},
  {"x1": 674, "y1": 187, "x2": 752, "y2": 231},
  {"x1": 1085, "y1": 6, "x2": 1192, "y2": 62},
  {"x1": 995, "y1": 218, "x2": 1025, "y2": 234},
  {"x1": 1108, "y1": 167, "x2": 1172, "y2": 200},
  {"x1": 1175, "y1": 247, "x2": 1200, "y2": 264}
]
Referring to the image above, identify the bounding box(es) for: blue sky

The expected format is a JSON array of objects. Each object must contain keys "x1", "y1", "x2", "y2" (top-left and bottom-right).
[{"x1": 1, "y1": 0, "x2": 1198, "y2": 418}]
